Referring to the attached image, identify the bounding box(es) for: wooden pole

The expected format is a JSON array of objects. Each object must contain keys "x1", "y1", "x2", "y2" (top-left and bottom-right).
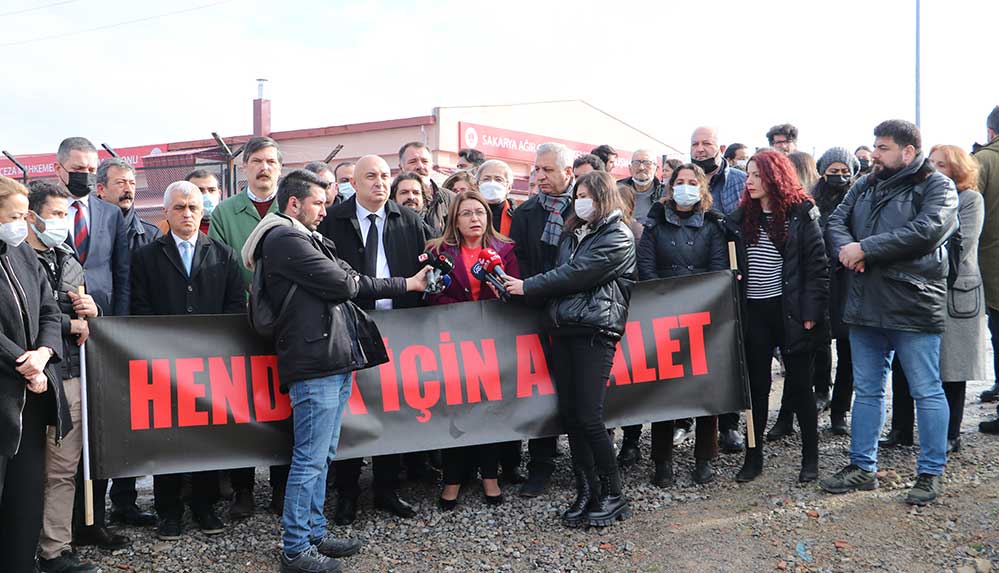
[
  {"x1": 728, "y1": 242, "x2": 756, "y2": 449},
  {"x1": 77, "y1": 285, "x2": 94, "y2": 526}
]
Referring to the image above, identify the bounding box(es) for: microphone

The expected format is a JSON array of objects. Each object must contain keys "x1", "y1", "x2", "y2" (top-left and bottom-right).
[
  {"x1": 472, "y1": 260, "x2": 510, "y2": 301},
  {"x1": 478, "y1": 248, "x2": 509, "y2": 280},
  {"x1": 418, "y1": 251, "x2": 456, "y2": 298}
]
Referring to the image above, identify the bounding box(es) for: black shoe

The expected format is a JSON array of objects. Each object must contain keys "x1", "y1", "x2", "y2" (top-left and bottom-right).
[
  {"x1": 333, "y1": 496, "x2": 358, "y2": 526},
  {"x1": 500, "y1": 467, "x2": 526, "y2": 484},
  {"x1": 109, "y1": 503, "x2": 157, "y2": 527},
  {"x1": 947, "y1": 436, "x2": 962, "y2": 453},
  {"x1": 616, "y1": 440, "x2": 640, "y2": 468},
  {"x1": 820, "y1": 463, "x2": 878, "y2": 494},
  {"x1": 562, "y1": 468, "x2": 595, "y2": 528},
  {"x1": 270, "y1": 487, "x2": 285, "y2": 516},
  {"x1": 766, "y1": 414, "x2": 795, "y2": 441},
  {"x1": 735, "y1": 448, "x2": 764, "y2": 483},
  {"x1": 815, "y1": 391, "x2": 831, "y2": 413},
  {"x1": 157, "y1": 516, "x2": 183, "y2": 541},
  {"x1": 672, "y1": 426, "x2": 691, "y2": 447},
  {"x1": 980, "y1": 384, "x2": 999, "y2": 403},
  {"x1": 484, "y1": 493, "x2": 504, "y2": 506},
  {"x1": 38, "y1": 550, "x2": 100, "y2": 573},
  {"x1": 280, "y1": 545, "x2": 341, "y2": 573},
  {"x1": 311, "y1": 533, "x2": 362, "y2": 558},
  {"x1": 652, "y1": 461, "x2": 674, "y2": 488},
  {"x1": 981, "y1": 418, "x2": 999, "y2": 434},
  {"x1": 830, "y1": 411, "x2": 849, "y2": 436},
  {"x1": 406, "y1": 462, "x2": 441, "y2": 484},
  {"x1": 72, "y1": 525, "x2": 130, "y2": 550},
  {"x1": 585, "y1": 473, "x2": 630, "y2": 527},
  {"x1": 229, "y1": 488, "x2": 254, "y2": 519},
  {"x1": 879, "y1": 428, "x2": 914, "y2": 448},
  {"x1": 373, "y1": 492, "x2": 416, "y2": 518},
  {"x1": 799, "y1": 457, "x2": 819, "y2": 483},
  {"x1": 719, "y1": 429, "x2": 744, "y2": 453},
  {"x1": 906, "y1": 473, "x2": 942, "y2": 505},
  {"x1": 519, "y1": 470, "x2": 551, "y2": 498},
  {"x1": 437, "y1": 496, "x2": 459, "y2": 511},
  {"x1": 193, "y1": 508, "x2": 225, "y2": 535},
  {"x1": 692, "y1": 460, "x2": 716, "y2": 485}
]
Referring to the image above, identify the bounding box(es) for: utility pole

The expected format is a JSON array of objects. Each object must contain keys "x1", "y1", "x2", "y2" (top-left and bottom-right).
[{"x1": 915, "y1": 0, "x2": 921, "y2": 128}]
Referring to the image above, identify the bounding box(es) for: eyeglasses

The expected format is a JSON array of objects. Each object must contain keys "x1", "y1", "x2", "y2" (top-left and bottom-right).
[
  {"x1": 458, "y1": 209, "x2": 487, "y2": 219},
  {"x1": 630, "y1": 160, "x2": 655, "y2": 168}
]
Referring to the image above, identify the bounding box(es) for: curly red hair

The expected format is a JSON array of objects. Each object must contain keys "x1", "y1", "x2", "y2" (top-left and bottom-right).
[{"x1": 740, "y1": 150, "x2": 808, "y2": 248}]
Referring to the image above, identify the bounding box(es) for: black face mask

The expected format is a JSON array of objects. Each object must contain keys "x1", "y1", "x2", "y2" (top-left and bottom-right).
[
  {"x1": 691, "y1": 155, "x2": 719, "y2": 174},
  {"x1": 65, "y1": 171, "x2": 96, "y2": 198},
  {"x1": 858, "y1": 158, "x2": 871, "y2": 172},
  {"x1": 825, "y1": 174, "x2": 851, "y2": 190}
]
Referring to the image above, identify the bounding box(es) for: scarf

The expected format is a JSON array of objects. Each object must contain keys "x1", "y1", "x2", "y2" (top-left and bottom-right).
[{"x1": 537, "y1": 189, "x2": 572, "y2": 246}]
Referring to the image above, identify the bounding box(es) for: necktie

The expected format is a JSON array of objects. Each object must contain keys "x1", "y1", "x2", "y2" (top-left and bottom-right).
[
  {"x1": 179, "y1": 241, "x2": 193, "y2": 277},
  {"x1": 73, "y1": 201, "x2": 89, "y2": 263},
  {"x1": 363, "y1": 213, "x2": 379, "y2": 277}
]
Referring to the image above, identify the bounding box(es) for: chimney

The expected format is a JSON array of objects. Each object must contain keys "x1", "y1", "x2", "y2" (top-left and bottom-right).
[{"x1": 253, "y1": 78, "x2": 271, "y2": 137}]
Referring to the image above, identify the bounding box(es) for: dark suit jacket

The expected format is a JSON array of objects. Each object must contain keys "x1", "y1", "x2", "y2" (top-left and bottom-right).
[
  {"x1": 318, "y1": 196, "x2": 432, "y2": 310},
  {"x1": 509, "y1": 193, "x2": 572, "y2": 279},
  {"x1": 124, "y1": 208, "x2": 163, "y2": 253},
  {"x1": 130, "y1": 232, "x2": 245, "y2": 316},
  {"x1": 65, "y1": 196, "x2": 131, "y2": 315}
]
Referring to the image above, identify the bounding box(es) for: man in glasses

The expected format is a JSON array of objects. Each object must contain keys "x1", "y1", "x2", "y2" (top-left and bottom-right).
[{"x1": 617, "y1": 150, "x2": 661, "y2": 224}]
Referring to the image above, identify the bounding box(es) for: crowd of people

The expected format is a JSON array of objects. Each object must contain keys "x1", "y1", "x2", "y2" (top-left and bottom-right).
[{"x1": 0, "y1": 108, "x2": 997, "y2": 573}]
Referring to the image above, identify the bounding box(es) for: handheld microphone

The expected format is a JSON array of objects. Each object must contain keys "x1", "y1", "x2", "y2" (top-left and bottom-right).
[
  {"x1": 478, "y1": 248, "x2": 509, "y2": 280},
  {"x1": 419, "y1": 251, "x2": 456, "y2": 298},
  {"x1": 472, "y1": 260, "x2": 510, "y2": 301}
]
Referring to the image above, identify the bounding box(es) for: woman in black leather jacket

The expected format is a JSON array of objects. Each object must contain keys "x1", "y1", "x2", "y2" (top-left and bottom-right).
[
  {"x1": 725, "y1": 151, "x2": 829, "y2": 484},
  {"x1": 637, "y1": 163, "x2": 727, "y2": 489},
  {"x1": 502, "y1": 171, "x2": 636, "y2": 528}
]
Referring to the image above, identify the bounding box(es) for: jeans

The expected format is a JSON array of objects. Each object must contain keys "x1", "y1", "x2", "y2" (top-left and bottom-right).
[
  {"x1": 550, "y1": 333, "x2": 618, "y2": 478},
  {"x1": 889, "y1": 361, "x2": 967, "y2": 441},
  {"x1": 282, "y1": 373, "x2": 352, "y2": 557},
  {"x1": 849, "y1": 326, "x2": 948, "y2": 475}
]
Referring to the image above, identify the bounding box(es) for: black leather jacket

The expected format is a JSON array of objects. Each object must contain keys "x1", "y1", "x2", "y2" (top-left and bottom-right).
[
  {"x1": 524, "y1": 211, "x2": 637, "y2": 339},
  {"x1": 826, "y1": 155, "x2": 959, "y2": 333}
]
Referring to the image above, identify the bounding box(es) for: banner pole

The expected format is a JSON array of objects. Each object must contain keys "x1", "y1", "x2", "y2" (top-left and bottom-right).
[
  {"x1": 77, "y1": 286, "x2": 94, "y2": 526},
  {"x1": 728, "y1": 242, "x2": 756, "y2": 449}
]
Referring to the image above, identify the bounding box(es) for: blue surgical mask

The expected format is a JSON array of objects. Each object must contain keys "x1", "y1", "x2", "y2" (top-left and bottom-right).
[
  {"x1": 30, "y1": 213, "x2": 71, "y2": 248},
  {"x1": 671, "y1": 184, "x2": 701, "y2": 208},
  {"x1": 203, "y1": 194, "x2": 218, "y2": 217},
  {"x1": 338, "y1": 182, "x2": 355, "y2": 200}
]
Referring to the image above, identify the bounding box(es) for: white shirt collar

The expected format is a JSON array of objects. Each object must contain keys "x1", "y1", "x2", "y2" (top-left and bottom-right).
[
  {"x1": 171, "y1": 232, "x2": 198, "y2": 251},
  {"x1": 70, "y1": 194, "x2": 90, "y2": 207},
  {"x1": 355, "y1": 201, "x2": 386, "y2": 222},
  {"x1": 246, "y1": 188, "x2": 276, "y2": 203}
]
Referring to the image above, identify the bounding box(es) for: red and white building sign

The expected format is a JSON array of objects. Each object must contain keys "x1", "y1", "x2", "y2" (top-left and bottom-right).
[{"x1": 0, "y1": 144, "x2": 167, "y2": 179}]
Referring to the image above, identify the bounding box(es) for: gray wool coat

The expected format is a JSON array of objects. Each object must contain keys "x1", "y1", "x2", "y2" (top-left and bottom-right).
[{"x1": 940, "y1": 189, "x2": 991, "y2": 382}]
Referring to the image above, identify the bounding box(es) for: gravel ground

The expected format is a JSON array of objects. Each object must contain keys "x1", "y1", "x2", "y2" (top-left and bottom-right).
[{"x1": 78, "y1": 367, "x2": 999, "y2": 573}]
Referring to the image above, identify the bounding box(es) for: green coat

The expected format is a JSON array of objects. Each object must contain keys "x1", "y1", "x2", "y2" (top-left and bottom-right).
[
  {"x1": 974, "y1": 137, "x2": 999, "y2": 310},
  {"x1": 208, "y1": 191, "x2": 278, "y2": 287}
]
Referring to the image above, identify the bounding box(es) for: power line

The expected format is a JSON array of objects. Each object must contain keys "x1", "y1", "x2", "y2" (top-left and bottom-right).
[
  {"x1": 0, "y1": 0, "x2": 232, "y2": 47},
  {"x1": 0, "y1": 0, "x2": 80, "y2": 18}
]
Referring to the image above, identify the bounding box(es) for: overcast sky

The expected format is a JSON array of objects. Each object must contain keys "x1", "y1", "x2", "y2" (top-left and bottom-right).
[{"x1": 2, "y1": 0, "x2": 996, "y2": 159}]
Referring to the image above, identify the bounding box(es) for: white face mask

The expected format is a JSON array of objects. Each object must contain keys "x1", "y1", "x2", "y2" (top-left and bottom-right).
[
  {"x1": 734, "y1": 159, "x2": 749, "y2": 170},
  {"x1": 31, "y1": 215, "x2": 71, "y2": 248},
  {"x1": 671, "y1": 184, "x2": 701, "y2": 208},
  {"x1": 478, "y1": 180, "x2": 508, "y2": 203},
  {"x1": 338, "y1": 182, "x2": 356, "y2": 200},
  {"x1": 574, "y1": 197, "x2": 596, "y2": 222},
  {"x1": 0, "y1": 219, "x2": 28, "y2": 248}
]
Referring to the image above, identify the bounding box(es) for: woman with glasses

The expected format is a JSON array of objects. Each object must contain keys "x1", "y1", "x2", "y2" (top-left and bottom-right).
[{"x1": 426, "y1": 190, "x2": 520, "y2": 510}]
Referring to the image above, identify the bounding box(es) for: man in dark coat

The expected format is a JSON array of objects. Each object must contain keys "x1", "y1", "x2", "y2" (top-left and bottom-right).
[
  {"x1": 822, "y1": 120, "x2": 959, "y2": 505},
  {"x1": 130, "y1": 181, "x2": 246, "y2": 540}
]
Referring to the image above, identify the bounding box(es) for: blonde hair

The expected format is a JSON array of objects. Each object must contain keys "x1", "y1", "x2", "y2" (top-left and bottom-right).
[
  {"x1": 426, "y1": 190, "x2": 511, "y2": 251},
  {"x1": 930, "y1": 144, "x2": 980, "y2": 192},
  {"x1": 0, "y1": 176, "x2": 29, "y2": 208}
]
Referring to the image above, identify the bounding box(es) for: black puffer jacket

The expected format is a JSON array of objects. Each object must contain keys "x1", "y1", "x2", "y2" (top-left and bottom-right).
[
  {"x1": 637, "y1": 202, "x2": 727, "y2": 280},
  {"x1": 524, "y1": 211, "x2": 637, "y2": 339},
  {"x1": 826, "y1": 154, "x2": 959, "y2": 333},
  {"x1": 725, "y1": 199, "x2": 830, "y2": 355},
  {"x1": 811, "y1": 180, "x2": 851, "y2": 338}
]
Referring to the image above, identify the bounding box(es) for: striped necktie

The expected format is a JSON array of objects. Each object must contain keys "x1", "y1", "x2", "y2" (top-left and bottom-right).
[{"x1": 73, "y1": 201, "x2": 90, "y2": 263}]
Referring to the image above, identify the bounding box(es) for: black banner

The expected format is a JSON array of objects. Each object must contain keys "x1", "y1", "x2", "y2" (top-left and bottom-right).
[{"x1": 85, "y1": 271, "x2": 750, "y2": 479}]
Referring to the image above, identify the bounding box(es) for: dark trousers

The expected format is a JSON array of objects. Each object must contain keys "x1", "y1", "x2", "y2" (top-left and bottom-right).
[
  {"x1": 890, "y1": 361, "x2": 966, "y2": 440},
  {"x1": 230, "y1": 465, "x2": 289, "y2": 493},
  {"x1": 718, "y1": 411, "x2": 739, "y2": 433},
  {"x1": 745, "y1": 298, "x2": 818, "y2": 457},
  {"x1": 0, "y1": 393, "x2": 47, "y2": 573},
  {"x1": 74, "y1": 474, "x2": 107, "y2": 530},
  {"x1": 109, "y1": 476, "x2": 137, "y2": 509},
  {"x1": 526, "y1": 437, "x2": 556, "y2": 477},
  {"x1": 813, "y1": 334, "x2": 833, "y2": 396},
  {"x1": 154, "y1": 470, "x2": 218, "y2": 519},
  {"x1": 830, "y1": 337, "x2": 854, "y2": 415},
  {"x1": 441, "y1": 445, "x2": 499, "y2": 485},
  {"x1": 990, "y1": 307, "x2": 999, "y2": 386},
  {"x1": 651, "y1": 416, "x2": 718, "y2": 463},
  {"x1": 550, "y1": 333, "x2": 618, "y2": 477},
  {"x1": 333, "y1": 455, "x2": 401, "y2": 499},
  {"x1": 499, "y1": 441, "x2": 522, "y2": 471}
]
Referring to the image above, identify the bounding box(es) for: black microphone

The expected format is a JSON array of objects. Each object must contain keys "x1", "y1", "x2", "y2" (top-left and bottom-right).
[
  {"x1": 472, "y1": 261, "x2": 510, "y2": 301},
  {"x1": 419, "y1": 251, "x2": 456, "y2": 298}
]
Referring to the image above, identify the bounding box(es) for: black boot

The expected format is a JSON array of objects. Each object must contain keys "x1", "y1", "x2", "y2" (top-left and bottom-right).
[
  {"x1": 617, "y1": 439, "x2": 640, "y2": 468},
  {"x1": 652, "y1": 461, "x2": 673, "y2": 488},
  {"x1": 692, "y1": 459, "x2": 716, "y2": 485},
  {"x1": 766, "y1": 410, "x2": 795, "y2": 441},
  {"x1": 830, "y1": 411, "x2": 849, "y2": 436},
  {"x1": 585, "y1": 471, "x2": 630, "y2": 527},
  {"x1": 799, "y1": 447, "x2": 818, "y2": 483},
  {"x1": 735, "y1": 446, "x2": 764, "y2": 483},
  {"x1": 879, "y1": 428, "x2": 914, "y2": 447},
  {"x1": 561, "y1": 467, "x2": 595, "y2": 528}
]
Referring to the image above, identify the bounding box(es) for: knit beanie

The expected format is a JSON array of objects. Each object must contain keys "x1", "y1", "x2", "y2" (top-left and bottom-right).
[{"x1": 817, "y1": 147, "x2": 861, "y2": 177}]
